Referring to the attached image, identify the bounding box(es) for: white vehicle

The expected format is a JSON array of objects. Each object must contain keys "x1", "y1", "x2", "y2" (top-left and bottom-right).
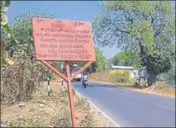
[
  {"x1": 71, "y1": 65, "x2": 81, "y2": 81},
  {"x1": 72, "y1": 72, "x2": 82, "y2": 81}
]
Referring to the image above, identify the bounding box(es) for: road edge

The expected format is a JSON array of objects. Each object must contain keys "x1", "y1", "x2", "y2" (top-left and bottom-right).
[
  {"x1": 73, "y1": 89, "x2": 120, "y2": 127},
  {"x1": 89, "y1": 80, "x2": 175, "y2": 99}
]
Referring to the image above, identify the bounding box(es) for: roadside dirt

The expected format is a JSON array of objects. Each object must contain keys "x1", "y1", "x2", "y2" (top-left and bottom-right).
[
  {"x1": 89, "y1": 72, "x2": 175, "y2": 98},
  {"x1": 1, "y1": 80, "x2": 110, "y2": 127},
  {"x1": 132, "y1": 86, "x2": 175, "y2": 98}
]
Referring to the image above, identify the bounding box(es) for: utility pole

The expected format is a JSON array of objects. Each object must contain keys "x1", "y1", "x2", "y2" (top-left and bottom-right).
[{"x1": 105, "y1": 59, "x2": 112, "y2": 81}]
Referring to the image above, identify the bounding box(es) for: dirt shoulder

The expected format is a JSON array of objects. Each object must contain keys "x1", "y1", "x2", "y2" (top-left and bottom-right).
[
  {"x1": 1, "y1": 80, "x2": 110, "y2": 127},
  {"x1": 89, "y1": 72, "x2": 175, "y2": 98}
]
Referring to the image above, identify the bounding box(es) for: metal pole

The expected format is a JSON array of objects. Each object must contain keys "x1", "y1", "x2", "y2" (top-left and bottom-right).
[
  {"x1": 47, "y1": 76, "x2": 51, "y2": 96},
  {"x1": 65, "y1": 61, "x2": 77, "y2": 127}
]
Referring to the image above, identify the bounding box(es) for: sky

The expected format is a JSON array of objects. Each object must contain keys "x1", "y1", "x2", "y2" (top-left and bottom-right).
[{"x1": 7, "y1": 1, "x2": 120, "y2": 59}]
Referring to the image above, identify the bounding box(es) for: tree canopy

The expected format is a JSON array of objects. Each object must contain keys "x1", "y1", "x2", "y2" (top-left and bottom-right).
[
  {"x1": 1, "y1": 0, "x2": 19, "y2": 64},
  {"x1": 5, "y1": 10, "x2": 54, "y2": 60},
  {"x1": 93, "y1": 1, "x2": 175, "y2": 86},
  {"x1": 110, "y1": 50, "x2": 140, "y2": 69},
  {"x1": 94, "y1": 48, "x2": 106, "y2": 71}
]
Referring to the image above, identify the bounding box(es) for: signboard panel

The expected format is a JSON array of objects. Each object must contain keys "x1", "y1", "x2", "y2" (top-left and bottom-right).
[{"x1": 32, "y1": 18, "x2": 96, "y2": 61}]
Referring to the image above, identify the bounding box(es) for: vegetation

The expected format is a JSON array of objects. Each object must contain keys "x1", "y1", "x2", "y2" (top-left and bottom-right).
[
  {"x1": 1, "y1": 47, "x2": 46, "y2": 104},
  {"x1": 94, "y1": 48, "x2": 106, "y2": 72},
  {"x1": 93, "y1": 1, "x2": 175, "y2": 86},
  {"x1": 1, "y1": 0, "x2": 19, "y2": 64},
  {"x1": 1, "y1": 9, "x2": 55, "y2": 104},
  {"x1": 110, "y1": 50, "x2": 140, "y2": 69},
  {"x1": 165, "y1": 66, "x2": 175, "y2": 86},
  {"x1": 158, "y1": 63, "x2": 175, "y2": 87},
  {"x1": 79, "y1": 112, "x2": 97, "y2": 127},
  {"x1": 109, "y1": 70, "x2": 131, "y2": 83},
  {"x1": 3, "y1": 82, "x2": 98, "y2": 127}
]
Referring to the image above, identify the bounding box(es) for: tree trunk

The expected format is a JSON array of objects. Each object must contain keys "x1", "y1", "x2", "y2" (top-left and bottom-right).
[{"x1": 147, "y1": 72, "x2": 157, "y2": 87}]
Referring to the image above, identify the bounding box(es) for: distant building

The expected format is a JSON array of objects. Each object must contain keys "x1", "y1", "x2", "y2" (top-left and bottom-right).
[
  {"x1": 110, "y1": 65, "x2": 139, "y2": 78},
  {"x1": 111, "y1": 65, "x2": 134, "y2": 70}
]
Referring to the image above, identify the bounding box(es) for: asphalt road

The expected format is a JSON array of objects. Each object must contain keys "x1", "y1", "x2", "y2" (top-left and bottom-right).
[{"x1": 72, "y1": 81, "x2": 175, "y2": 127}]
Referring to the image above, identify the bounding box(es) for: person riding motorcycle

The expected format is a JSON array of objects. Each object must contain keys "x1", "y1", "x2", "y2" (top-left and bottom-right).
[{"x1": 82, "y1": 71, "x2": 88, "y2": 87}]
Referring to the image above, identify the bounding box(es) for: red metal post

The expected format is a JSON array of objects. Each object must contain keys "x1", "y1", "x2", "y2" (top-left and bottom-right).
[
  {"x1": 40, "y1": 60, "x2": 68, "y2": 81},
  {"x1": 40, "y1": 60, "x2": 94, "y2": 127},
  {"x1": 65, "y1": 61, "x2": 77, "y2": 127}
]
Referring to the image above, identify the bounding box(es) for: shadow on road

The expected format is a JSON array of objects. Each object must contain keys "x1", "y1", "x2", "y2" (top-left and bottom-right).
[
  {"x1": 73, "y1": 81, "x2": 127, "y2": 89},
  {"x1": 89, "y1": 83, "x2": 126, "y2": 89}
]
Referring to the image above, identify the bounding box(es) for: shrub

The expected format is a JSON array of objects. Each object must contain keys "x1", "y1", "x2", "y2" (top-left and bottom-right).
[
  {"x1": 158, "y1": 66, "x2": 175, "y2": 87},
  {"x1": 109, "y1": 70, "x2": 131, "y2": 83},
  {"x1": 1, "y1": 47, "x2": 47, "y2": 104}
]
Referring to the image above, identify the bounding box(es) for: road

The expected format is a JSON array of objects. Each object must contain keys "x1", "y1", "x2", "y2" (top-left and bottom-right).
[{"x1": 72, "y1": 81, "x2": 175, "y2": 127}]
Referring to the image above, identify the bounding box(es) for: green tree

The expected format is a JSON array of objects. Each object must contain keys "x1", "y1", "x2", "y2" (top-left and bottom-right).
[
  {"x1": 93, "y1": 1, "x2": 175, "y2": 86},
  {"x1": 1, "y1": 0, "x2": 19, "y2": 64},
  {"x1": 110, "y1": 50, "x2": 140, "y2": 69},
  {"x1": 11, "y1": 10, "x2": 55, "y2": 74},
  {"x1": 158, "y1": 57, "x2": 175, "y2": 86},
  {"x1": 10, "y1": 10, "x2": 54, "y2": 58},
  {"x1": 165, "y1": 64, "x2": 175, "y2": 86},
  {"x1": 1, "y1": 0, "x2": 18, "y2": 44},
  {"x1": 94, "y1": 48, "x2": 106, "y2": 72}
]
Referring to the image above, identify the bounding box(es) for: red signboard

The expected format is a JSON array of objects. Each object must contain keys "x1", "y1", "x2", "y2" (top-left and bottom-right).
[
  {"x1": 32, "y1": 18, "x2": 96, "y2": 127},
  {"x1": 32, "y1": 18, "x2": 96, "y2": 61}
]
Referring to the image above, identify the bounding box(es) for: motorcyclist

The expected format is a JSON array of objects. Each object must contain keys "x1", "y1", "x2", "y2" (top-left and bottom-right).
[{"x1": 82, "y1": 71, "x2": 88, "y2": 86}]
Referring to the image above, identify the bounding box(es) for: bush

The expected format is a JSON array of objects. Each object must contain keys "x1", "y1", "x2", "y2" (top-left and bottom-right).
[
  {"x1": 158, "y1": 67, "x2": 175, "y2": 87},
  {"x1": 109, "y1": 70, "x2": 131, "y2": 83},
  {"x1": 1, "y1": 47, "x2": 47, "y2": 104}
]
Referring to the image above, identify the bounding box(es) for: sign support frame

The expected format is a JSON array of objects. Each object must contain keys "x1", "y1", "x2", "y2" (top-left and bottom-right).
[
  {"x1": 65, "y1": 61, "x2": 76, "y2": 127},
  {"x1": 40, "y1": 60, "x2": 93, "y2": 127}
]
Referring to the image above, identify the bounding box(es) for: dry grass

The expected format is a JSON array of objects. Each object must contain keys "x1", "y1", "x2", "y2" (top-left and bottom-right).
[
  {"x1": 1, "y1": 80, "x2": 109, "y2": 127},
  {"x1": 134, "y1": 85, "x2": 175, "y2": 98}
]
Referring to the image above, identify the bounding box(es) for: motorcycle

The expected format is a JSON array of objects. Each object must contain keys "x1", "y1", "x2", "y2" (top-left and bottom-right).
[{"x1": 82, "y1": 80, "x2": 88, "y2": 88}]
